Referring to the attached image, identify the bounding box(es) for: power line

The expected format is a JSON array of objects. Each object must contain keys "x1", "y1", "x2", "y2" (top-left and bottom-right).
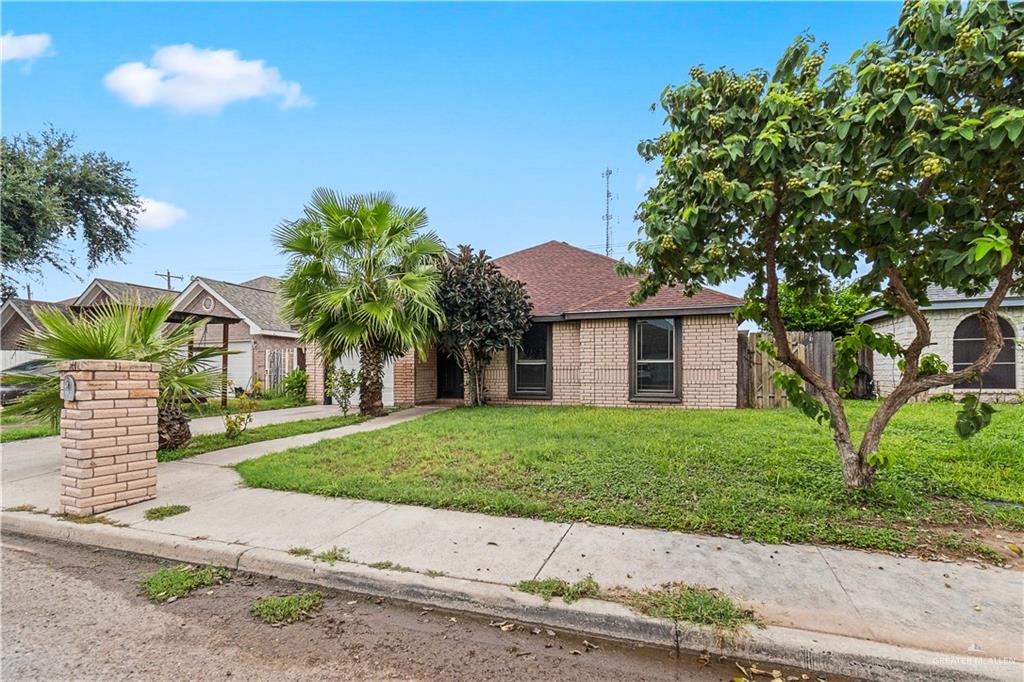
[{"x1": 154, "y1": 269, "x2": 185, "y2": 290}]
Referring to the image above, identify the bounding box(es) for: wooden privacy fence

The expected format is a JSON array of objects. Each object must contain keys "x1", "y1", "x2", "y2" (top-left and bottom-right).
[{"x1": 737, "y1": 331, "x2": 873, "y2": 408}]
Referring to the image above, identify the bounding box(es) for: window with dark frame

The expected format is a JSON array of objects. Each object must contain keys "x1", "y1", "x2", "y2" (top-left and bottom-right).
[
  {"x1": 510, "y1": 323, "x2": 551, "y2": 398},
  {"x1": 953, "y1": 315, "x2": 1017, "y2": 390},
  {"x1": 633, "y1": 318, "x2": 676, "y2": 397}
]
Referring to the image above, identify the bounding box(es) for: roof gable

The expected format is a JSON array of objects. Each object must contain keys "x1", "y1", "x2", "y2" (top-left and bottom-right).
[
  {"x1": 190, "y1": 277, "x2": 297, "y2": 336},
  {"x1": 492, "y1": 241, "x2": 743, "y2": 318},
  {"x1": 74, "y1": 279, "x2": 179, "y2": 308}
]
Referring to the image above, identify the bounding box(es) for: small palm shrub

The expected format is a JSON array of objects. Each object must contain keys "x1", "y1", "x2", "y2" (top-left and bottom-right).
[{"x1": 7, "y1": 298, "x2": 223, "y2": 449}]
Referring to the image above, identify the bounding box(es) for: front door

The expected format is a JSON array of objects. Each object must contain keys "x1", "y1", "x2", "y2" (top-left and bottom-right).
[{"x1": 436, "y1": 351, "x2": 465, "y2": 400}]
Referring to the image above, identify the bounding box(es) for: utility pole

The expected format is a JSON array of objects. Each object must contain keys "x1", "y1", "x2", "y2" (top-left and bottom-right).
[
  {"x1": 602, "y1": 168, "x2": 615, "y2": 257},
  {"x1": 154, "y1": 269, "x2": 184, "y2": 291},
  {"x1": 24, "y1": 285, "x2": 32, "y2": 301}
]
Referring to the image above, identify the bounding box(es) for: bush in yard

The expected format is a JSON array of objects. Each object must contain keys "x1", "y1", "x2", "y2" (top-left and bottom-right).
[
  {"x1": 629, "y1": 2, "x2": 1022, "y2": 489},
  {"x1": 770, "y1": 280, "x2": 876, "y2": 336},
  {"x1": 223, "y1": 391, "x2": 256, "y2": 439},
  {"x1": 281, "y1": 368, "x2": 307, "y2": 404},
  {"x1": 436, "y1": 245, "x2": 533, "y2": 405},
  {"x1": 326, "y1": 367, "x2": 360, "y2": 416},
  {"x1": 6, "y1": 298, "x2": 223, "y2": 450},
  {"x1": 275, "y1": 189, "x2": 445, "y2": 417}
]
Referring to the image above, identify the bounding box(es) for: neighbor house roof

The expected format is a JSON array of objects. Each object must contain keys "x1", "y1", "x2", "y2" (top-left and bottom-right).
[
  {"x1": 180, "y1": 277, "x2": 298, "y2": 337},
  {"x1": 857, "y1": 284, "x2": 1024, "y2": 323},
  {"x1": 239, "y1": 275, "x2": 282, "y2": 291},
  {"x1": 73, "y1": 278, "x2": 179, "y2": 308},
  {"x1": 1, "y1": 298, "x2": 71, "y2": 332},
  {"x1": 493, "y1": 241, "x2": 743, "y2": 320}
]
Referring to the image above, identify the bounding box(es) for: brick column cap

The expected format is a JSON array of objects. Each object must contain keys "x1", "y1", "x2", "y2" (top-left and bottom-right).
[{"x1": 57, "y1": 360, "x2": 160, "y2": 372}]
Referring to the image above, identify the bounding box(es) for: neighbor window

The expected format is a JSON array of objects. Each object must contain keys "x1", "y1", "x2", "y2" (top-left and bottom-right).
[
  {"x1": 632, "y1": 318, "x2": 677, "y2": 398},
  {"x1": 953, "y1": 314, "x2": 1017, "y2": 390},
  {"x1": 510, "y1": 323, "x2": 551, "y2": 398}
]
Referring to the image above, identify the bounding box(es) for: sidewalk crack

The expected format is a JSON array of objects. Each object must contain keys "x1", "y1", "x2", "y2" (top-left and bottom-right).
[
  {"x1": 816, "y1": 546, "x2": 877, "y2": 640},
  {"x1": 532, "y1": 522, "x2": 573, "y2": 581}
]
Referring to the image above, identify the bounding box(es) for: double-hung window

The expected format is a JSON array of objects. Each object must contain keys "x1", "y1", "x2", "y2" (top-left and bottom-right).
[
  {"x1": 632, "y1": 318, "x2": 678, "y2": 399},
  {"x1": 509, "y1": 323, "x2": 551, "y2": 398}
]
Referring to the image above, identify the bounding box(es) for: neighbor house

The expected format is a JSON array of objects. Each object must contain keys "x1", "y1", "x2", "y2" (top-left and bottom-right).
[
  {"x1": 0, "y1": 298, "x2": 72, "y2": 370},
  {"x1": 858, "y1": 285, "x2": 1023, "y2": 402},
  {"x1": 395, "y1": 241, "x2": 743, "y2": 408},
  {"x1": 0, "y1": 276, "x2": 359, "y2": 407}
]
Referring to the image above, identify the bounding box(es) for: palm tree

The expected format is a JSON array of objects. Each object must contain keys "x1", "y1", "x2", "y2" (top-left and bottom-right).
[
  {"x1": 274, "y1": 189, "x2": 446, "y2": 416},
  {"x1": 7, "y1": 297, "x2": 224, "y2": 449}
]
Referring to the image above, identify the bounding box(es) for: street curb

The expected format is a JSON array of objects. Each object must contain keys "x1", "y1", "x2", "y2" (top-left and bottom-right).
[{"x1": 3, "y1": 511, "x2": 1019, "y2": 682}]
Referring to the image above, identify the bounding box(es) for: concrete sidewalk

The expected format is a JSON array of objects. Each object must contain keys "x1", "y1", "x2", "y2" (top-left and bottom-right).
[
  {"x1": 2, "y1": 404, "x2": 1021, "y2": 680},
  {"x1": 0, "y1": 403, "x2": 351, "y2": 488}
]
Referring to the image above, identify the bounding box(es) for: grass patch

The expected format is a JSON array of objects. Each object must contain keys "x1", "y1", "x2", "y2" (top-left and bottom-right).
[
  {"x1": 2, "y1": 504, "x2": 37, "y2": 512},
  {"x1": 54, "y1": 513, "x2": 124, "y2": 526},
  {"x1": 250, "y1": 590, "x2": 323, "y2": 625},
  {"x1": 516, "y1": 576, "x2": 600, "y2": 604},
  {"x1": 287, "y1": 547, "x2": 313, "y2": 557},
  {"x1": 144, "y1": 504, "x2": 190, "y2": 521},
  {"x1": 312, "y1": 547, "x2": 348, "y2": 564},
  {"x1": 613, "y1": 583, "x2": 757, "y2": 630},
  {"x1": 142, "y1": 565, "x2": 231, "y2": 603},
  {"x1": 368, "y1": 560, "x2": 413, "y2": 572},
  {"x1": 425, "y1": 569, "x2": 446, "y2": 578},
  {"x1": 183, "y1": 395, "x2": 311, "y2": 418},
  {"x1": 0, "y1": 421, "x2": 57, "y2": 442},
  {"x1": 158, "y1": 414, "x2": 366, "y2": 462},
  {"x1": 235, "y1": 402, "x2": 1024, "y2": 560}
]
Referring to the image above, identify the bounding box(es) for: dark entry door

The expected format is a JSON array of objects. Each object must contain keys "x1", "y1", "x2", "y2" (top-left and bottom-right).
[{"x1": 436, "y1": 351, "x2": 465, "y2": 400}]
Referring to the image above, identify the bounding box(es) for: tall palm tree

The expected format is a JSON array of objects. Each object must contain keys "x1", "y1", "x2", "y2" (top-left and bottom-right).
[
  {"x1": 7, "y1": 297, "x2": 223, "y2": 449},
  {"x1": 274, "y1": 189, "x2": 445, "y2": 416}
]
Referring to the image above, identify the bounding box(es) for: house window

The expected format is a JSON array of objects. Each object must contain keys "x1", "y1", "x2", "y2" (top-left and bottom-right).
[
  {"x1": 632, "y1": 318, "x2": 678, "y2": 399},
  {"x1": 509, "y1": 323, "x2": 551, "y2": 398},
  {"x1": 953, "y1": 315, "x2": 1017, "y2": 390}
]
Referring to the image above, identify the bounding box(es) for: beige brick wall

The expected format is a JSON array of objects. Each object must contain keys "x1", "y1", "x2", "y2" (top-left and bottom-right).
[
  {"x1": 480, "y1": 315, "x2": 738, "y2": 409},
  {"x1": 303, "y1": 342, "x2": 326, "y2": 404},
  {"x1": 870, "y1": 307, "x2": 1024, "y2": 403},
  {"x1": 57, "y1": 360, "x2": 160, "y2": 516},
  {"x1": 680, "y1": 314, "x2": 738, "y2": 409},
  {"x1": 392, "y1": 347, "x2": 438, "y2": 406}
]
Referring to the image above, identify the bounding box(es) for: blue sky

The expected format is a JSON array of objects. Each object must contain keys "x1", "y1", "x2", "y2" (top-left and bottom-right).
[{"x1": 3, "y1": 2, "x2": 899, "y2": 302}]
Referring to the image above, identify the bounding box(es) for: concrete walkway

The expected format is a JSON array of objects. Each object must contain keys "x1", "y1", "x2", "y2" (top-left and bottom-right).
[{"x1": 2, "y1": 404, "x2": 1021, "y2": 672}]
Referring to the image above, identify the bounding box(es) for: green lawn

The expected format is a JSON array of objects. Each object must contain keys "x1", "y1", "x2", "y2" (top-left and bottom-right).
[
  {"x1": 183, "y1": 395, "x2": 312, "y2": 417},
  {"x1": 0, "y1": 421, "x2": 57, "y2": 442},
  {"x1": 236, "y1": 402, "x2": 1024, "y2": 560},
  {"x1": 158, "y1": 414, "x2": 366, "y2": 462}
]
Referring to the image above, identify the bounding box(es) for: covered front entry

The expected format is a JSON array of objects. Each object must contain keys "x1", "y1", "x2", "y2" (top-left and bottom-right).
[{"x1": 436, "y1": 350, "x2": 464, "y2": 400}]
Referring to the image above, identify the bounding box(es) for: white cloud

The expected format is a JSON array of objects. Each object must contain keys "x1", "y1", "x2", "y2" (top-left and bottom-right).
[
  {"x1": 104, "y1": 44, "x2": 311, "y2": 113},
  {"x1": 1, "y1": 32, "x2": 54, "y2": 63},
  {"x1": 137, "y1": 197, "x2": 187, "y2": 230}
]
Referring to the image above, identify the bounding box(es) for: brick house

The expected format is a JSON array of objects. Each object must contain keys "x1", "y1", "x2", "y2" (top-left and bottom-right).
[
  {"x1": 171, "y1": 276, "x2": 330, "y2": 404},
  {"x1": 395, "y1": 241, "x2": 743, "y2": 409},
  {"x1": 859, "y1": 285, "x2": 1023, "y2": 402},
  {"x1": 0, "y1": 276, "x2": 333, "y2": 405}
]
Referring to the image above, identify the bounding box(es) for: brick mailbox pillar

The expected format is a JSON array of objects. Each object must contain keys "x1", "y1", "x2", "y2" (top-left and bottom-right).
[{"x1": 58, "y1": 360, "x2": 160, "y2": 516}]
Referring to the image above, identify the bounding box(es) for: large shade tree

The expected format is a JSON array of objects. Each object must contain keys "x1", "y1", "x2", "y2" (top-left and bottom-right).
[
  {"x1": 1, "y1": 128, "x2": 141, "y2": 299},
  {"x1": 436, "y1": 245, "x2": 532, "y2": 405},
  {"x1": 629, "y1": 1, "x2": 1023, "y2": 489},
  {"x1": 274, "y1": 189, "x2": 446, "y2": 417}
]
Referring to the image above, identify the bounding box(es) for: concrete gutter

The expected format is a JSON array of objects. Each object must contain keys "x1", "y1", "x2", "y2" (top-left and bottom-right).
[{"x1": 4, "y1": 512, "x2": 1018, "y2": 682}]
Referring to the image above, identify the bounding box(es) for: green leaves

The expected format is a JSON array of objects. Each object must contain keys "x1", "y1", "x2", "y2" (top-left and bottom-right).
[
  {"x1": 275, "y1": 189, "x2": 445, "y2": 365},
  {"x1": 772, "y1": 371, "x2": 832, "y2": 426},
  {"x1": 971, "y1": 225, "x2": 1013, "y2": 268},
  {"x1": 955, "y1": 394, "x2": 996, "y2": 439}
]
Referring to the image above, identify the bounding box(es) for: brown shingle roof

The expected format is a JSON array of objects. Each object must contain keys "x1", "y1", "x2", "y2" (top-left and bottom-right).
[
  {"x1": 91, "y1": 279, "x2": 179, "y2": 307},
  {"x1": 493, "y1": 241, "x2": 743, "y2": 318},
  {"x1": 197, "y1": 277, "x2": 297, "y2": 335},
  {"x1": 6, "y1": 298, "x2": 71, "y2": 331}
]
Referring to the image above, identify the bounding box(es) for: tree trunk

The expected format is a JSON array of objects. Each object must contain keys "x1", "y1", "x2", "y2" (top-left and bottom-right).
[
  {"x1": 465, "y1": 353, "x2": 486, "y2": 406},
  {"x1": 158, "y1": 404, "x2": 192, "y2": 451},
  {"x1": 358, "y1": 343, "x2": 386, "y2": 417}
]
